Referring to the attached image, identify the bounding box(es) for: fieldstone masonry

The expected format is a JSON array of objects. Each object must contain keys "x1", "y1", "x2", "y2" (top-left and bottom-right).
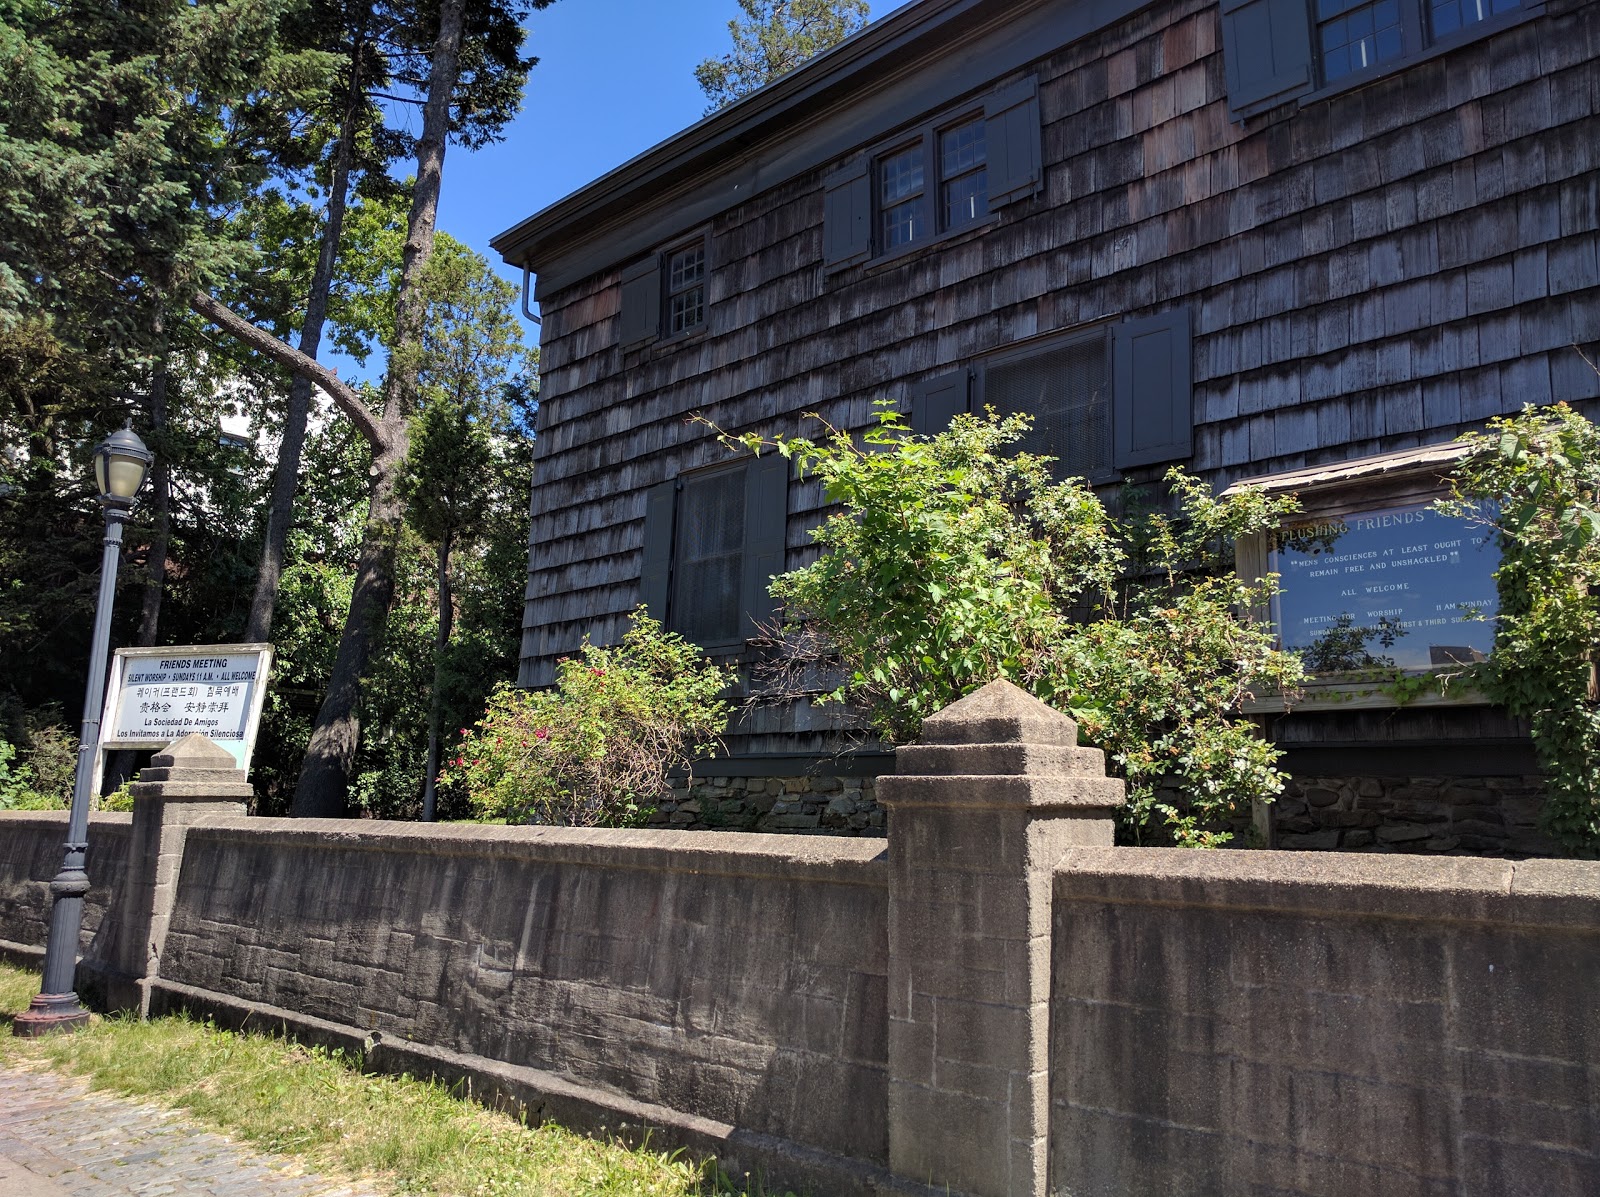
[
  {"x1": 654, "y1": 773, "x2": 883, "y2": 834},
  {"x1": 878, "y1": 681, "x2": 1124, "y2": 1197},
  {"x1": 82, "y1": 734, "x2": 250, "y2": 1015},
  {"x1": 1275, "y1": 773, "x2": 1556, "y2": 855}
]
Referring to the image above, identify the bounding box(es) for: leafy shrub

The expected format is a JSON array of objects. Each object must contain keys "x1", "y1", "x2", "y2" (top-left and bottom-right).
[
  {"x1": 725, "y1": 403, "x2": 1304, "y2": 846},
  {"x1": 442, "y1": 611, "x2": 733, "y2": 826},
  {"x1": 0, "y1": 739, "x2": 34, "y2": 808},
  {"x1": 1439, "y1": 402, "x2": 1600, "y2": 853}
]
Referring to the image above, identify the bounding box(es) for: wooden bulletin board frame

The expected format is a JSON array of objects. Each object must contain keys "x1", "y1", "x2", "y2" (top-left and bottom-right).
[{"x1": 1225, "y1": 442, "x2": 1493, "y2": 713}]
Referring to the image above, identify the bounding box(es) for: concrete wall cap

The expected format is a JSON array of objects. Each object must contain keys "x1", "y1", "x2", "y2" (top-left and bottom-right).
[
  {"x1": 918, "y1": 679, "x2": 1078, "y2": 747},
  {"x1": 150, "y1": 734, "x2": 239, "y2": 771}
]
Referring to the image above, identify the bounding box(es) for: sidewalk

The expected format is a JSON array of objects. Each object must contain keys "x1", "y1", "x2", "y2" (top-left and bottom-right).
[{"x1": 0, "y1": 1065, "x2": 384, "y2": 1197}]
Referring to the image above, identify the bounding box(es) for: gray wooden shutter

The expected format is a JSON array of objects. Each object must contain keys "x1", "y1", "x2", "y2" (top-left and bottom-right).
[
  {"x1": 618, "y1": 255, "x2": 661, "y2": 349},
  {"x1": 1113, "y1": 309, "x2": 1192, "y2": 469},
  {"x1": 823, "y1": 157, "x2": 871, "y2": 270},
  {"x1": 1219, "y1": 0, "x2": 1314, "y2": 120},
  {"x1": 910, "y1": 370, "x2": 970, "y2": 435},
  {"x1": 741, "y1": 455, "x2": 789, "y2": 635},
  {"x1": 639, "y1": 479, "x2": 677, "y2": 621},
  {"x1": 984, "y1": 77, "x2": 1042, "y2": 208}
]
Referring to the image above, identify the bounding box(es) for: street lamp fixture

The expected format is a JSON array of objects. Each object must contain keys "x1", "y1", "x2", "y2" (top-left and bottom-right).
[{"x1": 14, "y1": 424, "x2": 152, "y2": 1036}]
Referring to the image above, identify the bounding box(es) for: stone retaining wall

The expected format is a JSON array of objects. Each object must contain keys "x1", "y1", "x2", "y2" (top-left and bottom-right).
[
  {"x1": 157, "y1": 820, "x2": 891, "y2": 1184},
  {"x1": 1051, "y1": 850, "x2": 1600, "y2": 1196},
  {"x1": 0, "y1": 812, "x2": 130, "y2": 963}
]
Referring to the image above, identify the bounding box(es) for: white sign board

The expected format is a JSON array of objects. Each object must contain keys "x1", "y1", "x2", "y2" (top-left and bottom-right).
[{"x1": 100, "y1": 642, "x2": 273, "y2": 775}]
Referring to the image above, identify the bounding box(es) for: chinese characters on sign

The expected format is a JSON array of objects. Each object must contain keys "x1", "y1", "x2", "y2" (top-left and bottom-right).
[
  {"x1": 1270, "y1": 504, "x2": 1499, "y2": 671},
  {"x1": 101, "y1": 644, "x2": 272, "y2": 774}
]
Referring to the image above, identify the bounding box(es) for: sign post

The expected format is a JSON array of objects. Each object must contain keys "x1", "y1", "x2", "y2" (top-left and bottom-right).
[{"x1": 96, "y1": 643, "x2": 273, "y2": 789}]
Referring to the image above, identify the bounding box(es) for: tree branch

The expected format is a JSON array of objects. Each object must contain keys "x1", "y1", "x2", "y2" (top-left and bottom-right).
[{"x1": 189, "y1": 290, "x2": 388, "y2": 450}]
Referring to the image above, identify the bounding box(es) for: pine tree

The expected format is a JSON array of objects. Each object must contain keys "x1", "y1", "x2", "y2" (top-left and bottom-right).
[{"x1": 695, "y1": 0, "x2": 870, "y2": 112}]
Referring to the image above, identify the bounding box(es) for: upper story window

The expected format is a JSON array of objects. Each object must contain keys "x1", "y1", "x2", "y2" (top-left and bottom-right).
[
  {"x1": 665, "y1": 241, "x2": 706, "y2": 335},
  {"x1": 1315, "y1": 0, "x2": 1404, "y2": 82},
  {"x1": 1220, "y1": 0, "x2": 1530, "y2": 119},
  {"x1": 618, "y1": 231, "x2": 712, "y2": 352},
  {"x1": 875, "y1": 114, "x2": 989, "y2": 255},
  {"x1": 823, "y1": 79, "x2": 1038, "y2": 272},
  {"x1": 1314, "y1": 0, "x2": 1521, "y2": 83}
]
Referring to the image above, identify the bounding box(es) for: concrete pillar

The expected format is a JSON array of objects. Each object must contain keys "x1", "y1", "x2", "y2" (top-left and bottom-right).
[
  {"x1": 878, "y1": 680, "x2": 1124, "y2": 1197},
  {"x1": 91, "y1": 734, "x2": 250, "y2": 1015}
]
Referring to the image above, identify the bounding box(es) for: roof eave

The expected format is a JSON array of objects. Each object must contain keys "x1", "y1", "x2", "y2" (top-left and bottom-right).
[{"x1": 489, "y1": 0, "x2": 993, "y2": 267}]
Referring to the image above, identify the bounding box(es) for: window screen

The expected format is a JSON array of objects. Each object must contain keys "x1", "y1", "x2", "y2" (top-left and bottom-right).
[
  {"x1": 670, "y1": 468, "x2": 745, "y2": 644},
  {"x1": 984, "y1": 337, "x2": 1111, "y2": 481}
]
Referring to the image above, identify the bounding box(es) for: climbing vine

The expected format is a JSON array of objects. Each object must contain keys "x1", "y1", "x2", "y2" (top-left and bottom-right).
[{"x1": 1438, "y1": 402, "x2": 1600, "y2": 853}]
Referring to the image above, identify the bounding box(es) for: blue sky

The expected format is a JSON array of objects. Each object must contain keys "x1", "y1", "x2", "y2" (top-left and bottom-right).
[
  {"x1": 435, "y1": 2, "x2": 898, "y2": 330},
  {"x1": 438, "y1": 1, "x2": 877, "y2": 330}
]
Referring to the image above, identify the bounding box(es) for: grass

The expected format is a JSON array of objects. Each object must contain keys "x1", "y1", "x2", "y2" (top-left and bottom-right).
[{"x1": 0, "y1": 962, "x2": 717, "y2": 1196}]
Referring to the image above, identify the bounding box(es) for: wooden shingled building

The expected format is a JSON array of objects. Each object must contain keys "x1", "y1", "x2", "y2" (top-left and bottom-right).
[{"x1": 493, "y1": 0, "x2": 1599, "y2": 851}]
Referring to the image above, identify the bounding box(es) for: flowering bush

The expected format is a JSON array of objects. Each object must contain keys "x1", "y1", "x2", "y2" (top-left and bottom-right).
[
  {"x1": 440, "y1": 611, "x2": 733, "y2": 826},
  {"x1": 724, "y1": 403, "x2": 1305, "y2": 847}
]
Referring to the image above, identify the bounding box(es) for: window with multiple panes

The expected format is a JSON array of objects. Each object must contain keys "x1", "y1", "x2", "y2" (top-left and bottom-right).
[
  {"x1": 874, "y1": 114, "x2": 988, "y2": 255},
  {"x1": 872, "y1": 115, "x2": 991, "y2": 254},
  {"x1": 665, "y1": 241, "x2": 706, "y2": 336},
  {"x1": 1220, "y1": 0, "x2": 1527, "y2": 117},
  {"x1": 1313, "y1": 0, "x2": 1524, "y2": 83},
  {"x1": 638, "y1": 456, "x2": 789, "y2": 650},
  {"x1": 908, "y1": 310, "x2": 1194, "y2": 480},
  {"x1": 618, "y1": 232, "x2": 712, "y2": 351},
  {"x1": 823, "y1": 78, "x2": 1038, "y2": 270}
]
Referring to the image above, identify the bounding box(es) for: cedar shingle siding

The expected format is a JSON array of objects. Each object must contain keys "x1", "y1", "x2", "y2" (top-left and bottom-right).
[{"x1": 501, "y1": 0, "x2": 1598, "y2": 761}]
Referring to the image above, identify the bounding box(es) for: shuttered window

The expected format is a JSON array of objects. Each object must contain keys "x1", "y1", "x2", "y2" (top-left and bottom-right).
[
  {"x1": 638, "y1": 457, "x2": 789, "y2": 649},
  {"x1": 619, "y1": 233, "x2": 711, "y2": 348},
  {"x1": 825, "y1": 77, "x2": 1039, "y2": 269},
  {"x1": 908, "y1": 309, "x2": 1193, "y2": 480},
  {"x1": 1221, "y1": 0, "x2": 1528, "y2": 119}
]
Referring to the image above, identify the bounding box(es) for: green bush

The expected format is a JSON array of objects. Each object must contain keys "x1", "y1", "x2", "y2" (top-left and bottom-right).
[
  {"x1": 442, "y1": 610, "x2": 733, "y2": 826},
  {"x1": 726, "y1": 403, "x2": 1304, "y2": 847},
  {"x1": 1439, "y1": 401, "x2": 1600, "y2": 853}
]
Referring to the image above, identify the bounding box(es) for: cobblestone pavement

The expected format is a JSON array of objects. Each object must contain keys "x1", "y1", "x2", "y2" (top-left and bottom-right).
[{"x1": 0, "y1": 1065, "x2": 386, "y2": 1196}]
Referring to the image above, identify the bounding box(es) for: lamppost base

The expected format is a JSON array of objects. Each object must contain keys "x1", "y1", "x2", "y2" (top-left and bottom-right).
[{"x1": 12, "y1": 991, "x2": 91, "y2": 1037}]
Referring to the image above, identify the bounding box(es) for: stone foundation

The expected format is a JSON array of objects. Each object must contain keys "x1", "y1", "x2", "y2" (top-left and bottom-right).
[
  {"x1": 652, "y1": 774, "x2": 884, "y2": 835},
  {"x1": 1274, "y1": 774, "x2": 1557, "y2": 856}
]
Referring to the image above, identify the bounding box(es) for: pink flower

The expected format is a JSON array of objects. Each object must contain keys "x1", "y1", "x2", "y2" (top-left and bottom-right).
[
  {"x1": 534, "y1": 728, "x2": 549, "y2": 741},
  {"x1": 454, "y1": 756, "x2": 464, "y2": 767},
  {"x1": 591, "y1": 668, "x2": 605, "y2": 677}
]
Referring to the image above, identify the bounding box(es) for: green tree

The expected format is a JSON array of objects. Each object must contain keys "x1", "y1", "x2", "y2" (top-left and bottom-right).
[
  {"x1": 192, "y1": 0, "x2": 554, "y2": 817},
  {"x1": 726, "y1": 404, "x2": 1305, "y2": 846},
  {"x1": 695, "y1": 0, "x2": 870, "y2": 111}
]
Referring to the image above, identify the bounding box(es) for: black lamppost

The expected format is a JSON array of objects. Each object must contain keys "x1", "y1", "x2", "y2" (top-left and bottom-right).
[{"x1": 14, "y1": 424, "x2": 152, "y2": 1037}]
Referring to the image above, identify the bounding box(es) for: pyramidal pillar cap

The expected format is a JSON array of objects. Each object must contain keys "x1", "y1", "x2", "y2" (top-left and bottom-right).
[
  {"x1": 919, "y1": 678, "x2": 1079, "y2": 746},
  {"x1": 130, "y1": 733, "x2": 252, "y2": 800},
  {"x1": 151, "y1": 734, "x2": 240, "y2": 770}
]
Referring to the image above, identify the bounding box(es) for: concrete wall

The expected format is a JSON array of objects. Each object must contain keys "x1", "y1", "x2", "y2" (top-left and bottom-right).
[
  {"x1": 0, "y1": 812, "x2": 130, "y2": 964},
  {"x1": 155, "y1": 820, "x2": 889, "y2": 1175},
  {"x1": 3, "y1": 706, "x2": 1597, "y2": 1197},
  {"x1": 1050, "y1": 850, "x2": 1600, "y2": 1196}
]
